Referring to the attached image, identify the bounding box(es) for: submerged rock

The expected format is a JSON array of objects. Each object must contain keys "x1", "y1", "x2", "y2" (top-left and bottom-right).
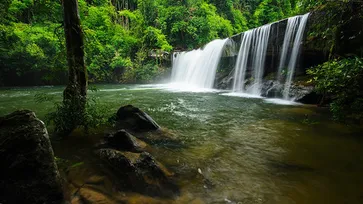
[
  {"x1": 96, "y1": 149, "x2": 179, "y2": 198},
  {"x1": 104, "y1": 129, "x2": 146, "y2": 152},
  {"x1": 261, "y1": 80, "x2": 284, "y2": 98},
  {"x1": 76, "y1": 187, "x2": 117, "y2": 204},
  {"x1": 268, "y1": 159, "x2": 314, "y2": 175},
  {"x1": 116, "y1": 105, "x2": 160, "y2": 132},
  {"x1": 0, "y1": 110, "x2": 64, "y2": 204}
]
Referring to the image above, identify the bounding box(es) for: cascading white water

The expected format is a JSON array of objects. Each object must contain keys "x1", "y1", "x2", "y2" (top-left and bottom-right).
[
  {"x1": 232, "y1": 31, "x2": 253, "y2": 92},
  {"x1": 278, "y1": 13, "x2": 310, "y2": 100},
  {"x1": 277, "y1": 17, "x2": 300, "y2": 81},
  {"x1": 249, "y1": 24, "x2": 271, "y2": 95},
  {"x1": 232, "y1": 24, "x2": 271, "y2": 95},
  {"x1": 171, "y1": 39, "x2": 229, "y2": 89}
]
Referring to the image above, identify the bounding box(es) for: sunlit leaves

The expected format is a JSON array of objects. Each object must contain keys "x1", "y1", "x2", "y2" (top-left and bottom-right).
[{"x1": 144, "y1": 26, "x2": 172, "y2": 51}]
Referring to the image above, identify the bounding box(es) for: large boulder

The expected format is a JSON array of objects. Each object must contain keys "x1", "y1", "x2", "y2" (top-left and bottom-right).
[
  {"x1": 0, "y1": 110, "x2": 64, "y2": 204},
  {"x1": 116, "y1": 105, "x2": 160, "y2": 132},
  {"x1": 96, "y1": 149, "x2": 179, "y2": 198}
]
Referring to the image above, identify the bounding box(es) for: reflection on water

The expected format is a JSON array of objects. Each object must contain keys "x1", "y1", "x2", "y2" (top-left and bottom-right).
[{"x1": 1, "y1": 84, "x2": 363, "y2": 203}]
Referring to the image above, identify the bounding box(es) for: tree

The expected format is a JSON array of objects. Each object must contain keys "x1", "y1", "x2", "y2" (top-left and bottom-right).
[{"x1": 61, "y1": 0, "x2": 88, "y2": 136}]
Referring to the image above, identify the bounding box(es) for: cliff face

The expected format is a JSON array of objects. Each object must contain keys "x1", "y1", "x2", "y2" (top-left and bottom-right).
[{"x1": 216, "y1": 3, "x2": 363, "y2": 91}]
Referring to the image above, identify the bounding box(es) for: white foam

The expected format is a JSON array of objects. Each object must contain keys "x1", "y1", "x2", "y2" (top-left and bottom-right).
[
  {"x1": 264, "y1": 98, "x2": 301, "y2": 105},
  {"x1": 163, "y1": 83, "x2": 222, "y2": 93},
  {"x1": 220, "y1": 92, "x2": 264, "y2": 99}
]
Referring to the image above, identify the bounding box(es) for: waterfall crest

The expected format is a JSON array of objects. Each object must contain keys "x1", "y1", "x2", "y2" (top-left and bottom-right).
[{"x1": 170, "y1": 39, "x2": 229, "y2": 89}]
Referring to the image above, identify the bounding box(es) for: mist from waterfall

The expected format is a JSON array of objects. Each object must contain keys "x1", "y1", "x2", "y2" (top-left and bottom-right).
[
  {"x1": 232, "y1": 24, "x2": 272, "y2": 95},
  {"x1": 170, "y1": 39, "x2": 229, "y2": 89},
  {"x1": 278, "y1": 13, "x2": 310, "y2": 100}
]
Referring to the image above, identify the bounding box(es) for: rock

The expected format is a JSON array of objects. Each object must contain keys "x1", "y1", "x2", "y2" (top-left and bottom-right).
[
  {"x1": 260, "y1": 80, "x2": 322, "y2": 104},
  {"x1": 261, "y1": 80, "x2": 284, "y2": 98},
  {"x1": 85, "y1": 175, "x2": 106, "y2": 185},
  {"x1": 268, "y1": 159, "x2": 314, "y2": 173},
  {"x1": 216, "y1": 75, "x2": 234, "y2": 90},
  {"x1": 104, "y1": 130, "x2": 146, "y2": 153},
  {"x1": 135, "y1": 152, "x2": 176, "y2": 183},
  {"x1": 78, "y1": 187, "x2": 117, "y2": 204},
  {"x1": 96, "y1": 149, "x2": 179, "y2": 198},
  {"x1": 288, "y1": 85, "x2": 315, "y2": 101},
  {"x1": 0, "y1": 110, "x2": 64, "y2": 204},
  {"x1": 132, "y1": 128, "x2": 186, "y2": 149},
  {"x1": 96, "y1": 149, "x2": 142, "y2": 188},
  {"x1": 296, "y1": 90, "x2": 323, "y2": 104},
  {"x1": 116, "y1": 105, "x2": 160, "y2": 132}
]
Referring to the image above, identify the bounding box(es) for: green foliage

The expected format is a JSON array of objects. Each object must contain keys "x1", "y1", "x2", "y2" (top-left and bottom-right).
[
  {"x1": 252, "y1": 0, "x2": 295, "y2": 27},
  {"x1": 303, "y1": 0, "x2": 363, "y2": 58},
  {"x1": 308, "y1": 57, "x2": 363, "y2": 123},
  {"x1": 0, "y1": 22, "x2": 66, "y2": 83},
  {"x1": 0, "y1": 0, "x2": 317, "y2": 85},
  {"x1": 143, "y1": 26, "x2": 172, "y2": 51},
  {"x1": 44, "y1": 96, "x2": 111, "y2": 135}
]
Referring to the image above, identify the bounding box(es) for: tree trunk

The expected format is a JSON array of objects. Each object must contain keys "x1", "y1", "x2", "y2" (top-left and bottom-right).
[{"x1": 61, "y1": 0, "x2": 88, "y2": 135}]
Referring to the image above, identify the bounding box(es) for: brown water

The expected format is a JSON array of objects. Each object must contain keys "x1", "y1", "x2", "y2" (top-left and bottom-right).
[{"x1": 0, "y1": 84, "x2": 363, "y2": 203}]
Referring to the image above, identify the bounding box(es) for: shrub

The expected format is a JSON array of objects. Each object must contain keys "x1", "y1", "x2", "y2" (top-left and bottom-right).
[
  {"x1": 35, "y1": 91, "x2": 111, "y2": 136},
  {"x1": 307, "y1": 57, "x2": 363, "y2": 123}
]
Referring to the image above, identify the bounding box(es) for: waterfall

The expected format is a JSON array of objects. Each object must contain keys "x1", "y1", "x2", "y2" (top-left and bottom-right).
[
  {"x1": 170, "y1": 13, "x2": 310, "y2": 101},
  {"x1": 170, "y1": 39, "x2": 229, "y2": 89},
  {"x1": 278, "y1": 13, "x2": 310, "y2": 100},
  {"x1": 232, "y1": 24, "x2": 272, "y2": 95}
]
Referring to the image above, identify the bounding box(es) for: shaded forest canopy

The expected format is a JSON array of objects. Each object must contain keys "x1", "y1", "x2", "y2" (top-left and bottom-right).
[{"x1": 0, "y1": 0, "x2": 316, "y2": 85}]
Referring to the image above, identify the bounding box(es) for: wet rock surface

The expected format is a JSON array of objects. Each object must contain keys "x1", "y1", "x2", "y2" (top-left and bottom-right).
[
  {"x1": 260, "y1": 80, "x2": 284, "y2": 98},
  {"x1": 260, "y1": 80, "x2": 321, "y2": 103},
  {"x1": 104, "y1": 129, "x2": 146, "y2": 153},
  {"x1": 96, "y1": 148, "x2": 179, "y2": 198},
  {"x1": 116, "y1": 105, "x2": 160, "y2": 132},
  {"x1": 115, "y1": 106, "x2": 185, "y2": 149},
  {"x1": 0, "y1": 110, "x2": 64, "y2": 204}
]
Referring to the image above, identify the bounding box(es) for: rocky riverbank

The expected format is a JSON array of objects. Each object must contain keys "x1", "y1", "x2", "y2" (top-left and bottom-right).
[{"x1": 0, "y1": 106, "x2": 183, "y2": 204}]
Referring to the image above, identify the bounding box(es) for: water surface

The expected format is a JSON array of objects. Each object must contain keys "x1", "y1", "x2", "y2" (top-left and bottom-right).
[{"x1": 0, "y1": 84, "x2": 362, "y2": 204}]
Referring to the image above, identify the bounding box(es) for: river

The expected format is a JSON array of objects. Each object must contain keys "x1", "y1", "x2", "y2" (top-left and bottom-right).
[{"x1": 1, "y1": 84, "x2": 363, "y2": 203}]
